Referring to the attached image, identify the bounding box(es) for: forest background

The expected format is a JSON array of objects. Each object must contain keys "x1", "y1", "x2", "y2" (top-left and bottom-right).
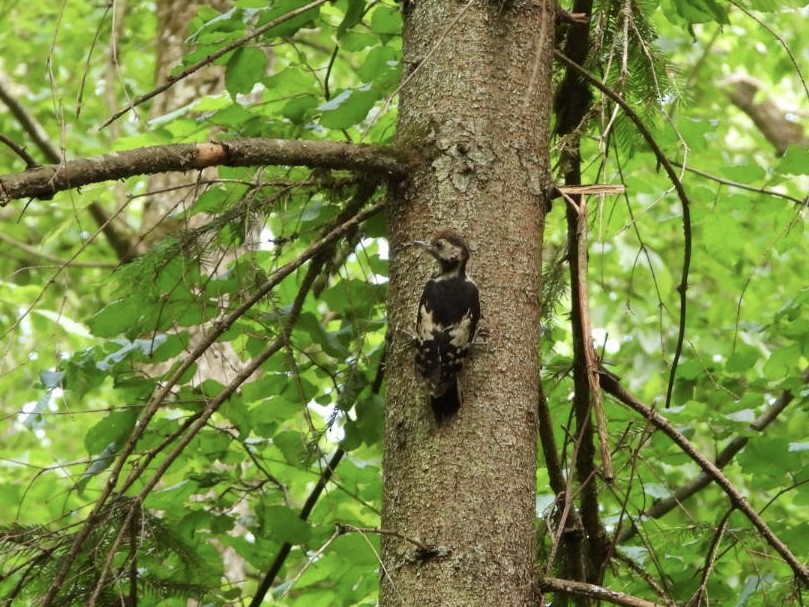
[{"x1": 0, "y1": 0, "x2": 807, "y2": 605}]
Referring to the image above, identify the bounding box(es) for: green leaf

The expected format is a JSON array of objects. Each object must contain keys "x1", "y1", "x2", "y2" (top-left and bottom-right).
[
  {"x1": 720, "y1": 163, "x2": 766, "y2": 184},
  {"x1": 726, "y1": 344, "x2": 759, "y2": 373},
  {"x1": 88, "y1": 297, "x2": 144, "y2": 337},
  {"x1": 357, "y1": 45, "x2": 399, "y2": 84},
  {"x1": 776, "y1": 146, "x2": 809, "y2": 175},
  {"x1": 738, "y1": 437, "x2": 800, "y2": 480},
  {"x1": 668, "y1": 0, "x2": 729, "y2": 23},
  {"x1": 318, "y1": 84, "x2": 379, "y2": 129},
  {"x1": 339, "y1": 31, "x2": 377, "y2": 52},
  {"x1": 226, "y1": 46, "x2": 267, "y2": 96},
  {"x1": 369, "y1": 4, "x2": 401, "y2": 35},
  {"x1": 763, "y1": 344, "x2": 801, "y2": 379},
  {"x1": 258, "y1": 0, "x2": 322, "y2": 38},
  {"x1": 337, "y1": 0, "x2": 365, "y2": 36},
  {"x1": 274, "y1": 430, "x2": 310, "y2": 465},
  {"x1": 261, "y1": 505, "x2": 311, "y2": 543},
  {"x1": 84, "y1": 408, "x2": 140, "y2": 455},
  {"x1": 283, "y1": 95, "x2": 319, "y2": 124}
]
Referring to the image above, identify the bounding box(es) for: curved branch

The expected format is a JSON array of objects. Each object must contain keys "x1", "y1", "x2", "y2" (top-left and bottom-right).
[
  {"x1": 674, "y1": 161, "x2": 807, "y2": 207},
  {"x1": 600, "y1": 372, "x2": 809, "y2": 585},
  {"x1": 554, "y1": 50, "x2": 694, "y2": 411},
  {"x1": 0, "y1": 133, "x2": 38, "y2": 168},
  {"x1": 0, "y1": 138, "x2": 411, "y2": 204},
  {"x1": 0, "y1": 77, "x2": 61, "y2": 164}
]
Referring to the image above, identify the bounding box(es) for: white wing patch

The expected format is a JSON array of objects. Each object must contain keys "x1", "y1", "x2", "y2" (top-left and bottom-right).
[
  {"x1": 416, "y1": 305, "x2": 438, "y2": 341},
  {"x1": 448, "y1": 312, "x2": 474, "y2": 348}
]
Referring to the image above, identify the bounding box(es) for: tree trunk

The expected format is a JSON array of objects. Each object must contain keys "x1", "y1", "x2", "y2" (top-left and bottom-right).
[{"x1": 381, "y1": 0, "x2": 554, "y2": 605}]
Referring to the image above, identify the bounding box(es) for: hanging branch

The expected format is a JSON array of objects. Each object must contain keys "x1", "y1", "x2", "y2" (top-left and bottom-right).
[
  {"x1": 554, "y1": 50, "x2": 694, "y2": 412},
  {"x1": 553, "y1": 0, "x2": 610, "y2": 585},
  {"x1": 564, "y1": 192, "x2": 613, "y2": 482},
  {"x1": 599, "y1": 371, "x2": 809, "y2": 585},
  {"x1": 0, "y1": 138, "x2": 411, "y2": 204}
]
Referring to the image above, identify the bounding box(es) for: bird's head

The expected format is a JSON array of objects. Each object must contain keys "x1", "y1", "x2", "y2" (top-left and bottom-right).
[{"x1": 412, "y1": 229, "x2": 470, "y2": 277}]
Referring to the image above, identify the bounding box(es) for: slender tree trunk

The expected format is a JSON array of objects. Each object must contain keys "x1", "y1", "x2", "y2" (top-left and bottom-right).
[{"x1": 381, "y1": 1, "x2": 555, "y2": 605}]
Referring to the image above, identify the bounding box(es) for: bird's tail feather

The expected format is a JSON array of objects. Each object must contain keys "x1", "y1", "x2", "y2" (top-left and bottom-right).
[{"x1": 431, "y1": 382, "x2": 461, "y2": 423}]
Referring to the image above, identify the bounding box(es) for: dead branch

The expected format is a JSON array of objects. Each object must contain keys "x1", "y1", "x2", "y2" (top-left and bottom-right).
[
  {"x1": 723, "y1": 75, "x2": 807, "y2": 155},
  {"x1": 540, "y1": 575, "x2": 674, "y2": 607}
]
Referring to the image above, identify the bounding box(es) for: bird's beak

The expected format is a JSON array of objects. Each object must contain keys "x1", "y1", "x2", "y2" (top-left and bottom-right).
[{"x1": 411, "y1": 240, "x2": 432, "y2": 251}]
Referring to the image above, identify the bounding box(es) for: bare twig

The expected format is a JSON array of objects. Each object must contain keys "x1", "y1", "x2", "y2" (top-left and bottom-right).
[
  {"x1": 101, "y1": 0, "x2": 330, "y2": 128},
  {"x1": 673, "y1": 161, "x2": 807, "y2": 207},
  {"x1": 0, "y1": 133, "x2": 38, "y2": 168},
  {"x1": 685, "y1": 507, "x2": 732, "y2": 607},
  {"x1": 335, "y1": 524, "x2": 435, "y2": 555}
]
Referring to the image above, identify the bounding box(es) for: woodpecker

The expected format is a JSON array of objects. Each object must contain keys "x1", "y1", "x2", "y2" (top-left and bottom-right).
[{"x1": 413, "y1": 229, "x2": 481, "y2": 423}]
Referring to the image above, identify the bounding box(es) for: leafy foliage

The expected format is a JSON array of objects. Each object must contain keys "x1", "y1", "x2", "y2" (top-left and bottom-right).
[{"x1": 0, "y1": 0, "x2": 807, "y2": 605}]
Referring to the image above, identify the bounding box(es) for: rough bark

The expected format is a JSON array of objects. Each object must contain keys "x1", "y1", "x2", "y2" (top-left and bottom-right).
[{"x1": 381, "y1": 0, "x2": 554, "y2": 605}]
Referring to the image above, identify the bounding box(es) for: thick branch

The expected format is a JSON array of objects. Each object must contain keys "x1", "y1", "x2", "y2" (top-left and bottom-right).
[
  {"x1": 600, "y1": 372, "x2": 809, "y2": 585},
  {"x1": 724, "y1": 75, "x2": 808, "y2": 155},
  {"x1": 0, "y1": 138, "x2": 412, "y2": 204}
]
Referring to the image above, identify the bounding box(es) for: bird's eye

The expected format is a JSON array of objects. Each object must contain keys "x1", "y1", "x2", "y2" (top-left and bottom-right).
[{"x1": 435, "y1": 240, "x2": 444, "y2": 248}]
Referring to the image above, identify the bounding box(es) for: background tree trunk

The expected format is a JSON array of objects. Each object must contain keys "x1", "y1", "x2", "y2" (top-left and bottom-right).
[
  {"x1": 145, "y1": 0, "x2": 251, "y2": 592},
  {"x1": 381, "y1": 1, "x2": 555, "y2": 605}
]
